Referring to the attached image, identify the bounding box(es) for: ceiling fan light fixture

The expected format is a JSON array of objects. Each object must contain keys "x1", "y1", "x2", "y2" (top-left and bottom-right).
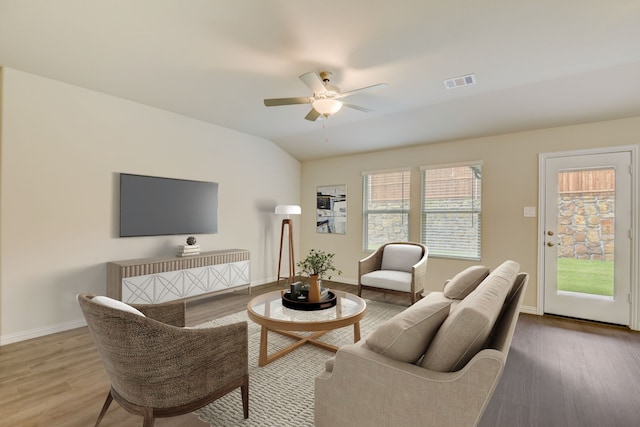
[
  {"x1": 312, "y1": 98, "x2": 343, "y2": 117},
  {"x1": 264, "y1": 70, "x2": 386, "y2": 121}
]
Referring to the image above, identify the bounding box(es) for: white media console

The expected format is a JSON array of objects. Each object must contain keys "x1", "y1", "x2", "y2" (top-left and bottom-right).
[{"x1": 107, "y1": 249, "x2": 250, "y2": 304}]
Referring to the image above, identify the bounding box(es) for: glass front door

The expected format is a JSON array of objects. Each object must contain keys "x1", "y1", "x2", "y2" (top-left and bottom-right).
[{"x1": 543, "y1": 151, "x2": 631, "y2": 325}]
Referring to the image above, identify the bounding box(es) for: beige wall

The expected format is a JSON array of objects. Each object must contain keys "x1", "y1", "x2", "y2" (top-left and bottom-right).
[
  {"x1": 300, "y1": 116, "x2": 640, "y2": 312},
  {"x1": 0, "y1": 68, "x2": 300, "y2": 344}
]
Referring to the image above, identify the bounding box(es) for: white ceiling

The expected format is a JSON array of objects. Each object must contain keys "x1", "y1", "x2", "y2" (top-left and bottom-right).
[{"x1": 1, "y1": 0, "x2": 640, "y2": 161}]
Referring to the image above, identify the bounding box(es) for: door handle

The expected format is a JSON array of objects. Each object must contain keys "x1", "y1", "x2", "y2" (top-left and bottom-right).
[{"x1": 547, "y1": 242, "x2": 555, "y2": 247}]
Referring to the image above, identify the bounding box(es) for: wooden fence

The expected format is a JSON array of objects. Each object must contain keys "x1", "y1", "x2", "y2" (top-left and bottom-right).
[{"x1": 558, "y1": 169, "x2": 614, "y2": 194}]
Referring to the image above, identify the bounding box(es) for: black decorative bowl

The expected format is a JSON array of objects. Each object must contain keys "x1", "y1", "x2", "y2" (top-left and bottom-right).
[{"x1": 282, "y1": 291, "x2": 337, "y2": 311}]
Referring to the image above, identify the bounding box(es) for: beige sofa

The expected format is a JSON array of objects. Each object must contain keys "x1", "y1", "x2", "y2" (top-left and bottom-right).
[{"x1": 315, "y1": 260, "x2": 527, "y2": 427}]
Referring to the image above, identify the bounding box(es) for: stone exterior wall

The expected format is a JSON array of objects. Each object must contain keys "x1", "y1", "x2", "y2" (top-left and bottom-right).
[
  {"x1": 557, "y1": 192, "x2": 614, "y2": 261},
  {"x1": 367, "y1": 198, "x2": 480, "y2": 256},
  {"x1": 366, "y1": 201, "x2": 409, "y2": 249}
]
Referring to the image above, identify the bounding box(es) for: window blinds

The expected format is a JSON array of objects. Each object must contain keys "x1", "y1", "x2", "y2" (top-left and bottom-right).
[
  {"x1": 421, "y1": 164, "x2": 482, "y2": 260},
  {"x1": 363, "y1": 169, "x2": 410, "y2": 250}
]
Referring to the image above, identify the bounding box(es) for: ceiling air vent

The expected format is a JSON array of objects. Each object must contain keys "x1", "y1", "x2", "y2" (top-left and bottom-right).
[{"x1": 443, "y1": 73, "x2": 476, "y2": 90}]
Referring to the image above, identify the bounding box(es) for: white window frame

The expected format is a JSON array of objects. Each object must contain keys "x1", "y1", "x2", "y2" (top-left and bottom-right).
[
  {"x1": 420, "y1": 161, "x2": 482, "y2": 260},
  {"x1": 362, "y1": 168, "x2": 411, "y2": 251}
]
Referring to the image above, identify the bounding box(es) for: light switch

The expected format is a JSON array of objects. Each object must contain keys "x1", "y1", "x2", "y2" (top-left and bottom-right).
[{"x1": 523, "y1": 206, "x2": 537, "y2": 217}]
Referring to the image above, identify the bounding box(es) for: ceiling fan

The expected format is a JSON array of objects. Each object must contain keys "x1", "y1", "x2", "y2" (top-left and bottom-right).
[{"x1": 263, "y1": 71, "x2": 387, "y2": 121}]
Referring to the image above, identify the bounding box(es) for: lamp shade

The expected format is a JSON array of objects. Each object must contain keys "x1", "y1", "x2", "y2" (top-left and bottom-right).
[
  {"x1": 275, "y1": 205, "x2": 301, "y2": 215},
  {"x1": 312, "y1": 98, "x2": 343, "y2": 117}
]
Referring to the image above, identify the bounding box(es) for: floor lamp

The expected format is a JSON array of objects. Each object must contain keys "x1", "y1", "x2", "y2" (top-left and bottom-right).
[{"x1": 275, "y1": 205, "x2": 301, "y2": 285}]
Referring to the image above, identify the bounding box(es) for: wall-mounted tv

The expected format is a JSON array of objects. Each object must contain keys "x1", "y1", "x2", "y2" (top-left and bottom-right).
[{"x1": 119, "y1": 173, "x2": 218, "y2": 237}]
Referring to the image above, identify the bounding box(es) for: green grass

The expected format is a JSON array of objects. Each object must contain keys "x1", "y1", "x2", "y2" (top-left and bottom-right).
[{"x1": 557, "y1": 258, "x2": 614, "y2": 296}]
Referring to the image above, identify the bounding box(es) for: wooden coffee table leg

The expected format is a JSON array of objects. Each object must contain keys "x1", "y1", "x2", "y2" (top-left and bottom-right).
[
  {"x1": 259, "y1": 325, "x2": 269, "y2": 367},
  {"x1": 258, "y1": 329, "x2": 316, "y2": 366},
  {"x1": 257, "y1": 320, "x2": 364, "y2": 367}
]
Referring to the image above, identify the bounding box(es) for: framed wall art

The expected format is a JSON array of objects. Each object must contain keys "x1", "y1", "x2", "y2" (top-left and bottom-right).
[{"x1": 316, "y1": 184, "x2": 346, "y2": 234}]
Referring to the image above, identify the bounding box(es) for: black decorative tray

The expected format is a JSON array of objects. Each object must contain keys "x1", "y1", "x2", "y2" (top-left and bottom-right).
[{"x1": 281, "y1": 291, "x2": 337, "y2": 311}]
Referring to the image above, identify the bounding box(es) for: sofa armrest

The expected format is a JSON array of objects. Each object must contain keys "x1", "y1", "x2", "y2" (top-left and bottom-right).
[
  {"x1": 358, "y1": 248, "x2": 384, "y2": 281},
  {"x1": 411, "y1": 252, "x2": 428, "y2": 293},
  {"x1": 315, "y1": 341, "x2": 505, "y2": 427}
]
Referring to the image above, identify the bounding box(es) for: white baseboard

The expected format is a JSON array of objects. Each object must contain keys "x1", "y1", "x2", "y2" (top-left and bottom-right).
[
  {"x1": 335, "y1": 277, "x2": 358, "y2": 286},
  {"x1": 252, "y1": 277, "x2": 278, "y2": 286},
  {"x1": 520, "y1": 305, "x2": 539, "y2": 315},
  {"x1": 0, "y1": 318, "x2": 87, "y2": 346}
]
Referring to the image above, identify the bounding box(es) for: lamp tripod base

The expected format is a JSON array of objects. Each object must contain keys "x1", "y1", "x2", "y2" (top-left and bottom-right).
[{"x1": 276, "y1": 218, "x2": 295, "y2": 286}]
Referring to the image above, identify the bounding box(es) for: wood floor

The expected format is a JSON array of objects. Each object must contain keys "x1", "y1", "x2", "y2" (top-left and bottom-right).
[
  {"x1": 480, "y1": 313, "x2": 640, "y2": 427},
  {"x1": 2, "y1": 281, "x2": 639, "y2": 427}
]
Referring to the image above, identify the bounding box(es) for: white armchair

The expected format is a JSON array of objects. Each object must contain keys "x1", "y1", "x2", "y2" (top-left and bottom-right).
[{"x1": 358, "y1": 242, "x2": 428, "y2": 304}]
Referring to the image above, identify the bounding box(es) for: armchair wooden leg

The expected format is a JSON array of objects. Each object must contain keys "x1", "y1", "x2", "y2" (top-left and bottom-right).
[
  {"x1": 142, "y1": 407, "x2": 155, "y2": 427},
  {"x1": 241, "y1": 375, "x2": 249, "y2": 419},
  {"x1": 95, "y1": 391, "x2": 113, "y2": 427},
  {"x1": 410, "y1": 290, "x2": 424, "y2": 305}
]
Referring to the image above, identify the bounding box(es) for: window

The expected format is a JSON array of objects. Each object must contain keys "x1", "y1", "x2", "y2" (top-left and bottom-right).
[
  {"x1": 363, "y1": 169, "x2": 410, "y2": 250},
  {"x1": 421, "y1": 163, "x2": 482, "y2": 260}
]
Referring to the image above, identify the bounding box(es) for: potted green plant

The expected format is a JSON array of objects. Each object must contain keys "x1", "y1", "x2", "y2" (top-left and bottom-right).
[{"x1": 297, "y1": 249, "x2": 342, "y2": 302}]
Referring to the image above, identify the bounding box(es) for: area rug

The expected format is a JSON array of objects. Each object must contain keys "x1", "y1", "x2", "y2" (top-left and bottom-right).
[{"x1": 193, "y1": 299, "x2": 404, "y2": 426}]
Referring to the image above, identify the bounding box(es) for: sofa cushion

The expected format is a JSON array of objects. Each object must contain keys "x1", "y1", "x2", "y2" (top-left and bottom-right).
[
  {"x1": 360, "y1": 270, "x2": 413, "y2": 292},
  {"x1": 443, "y1": 265, "x2": 490, "y2": 300},
  {"x1": 381, "y1": 244, "x2": 423, "y2": 272},
  {"x1": 365, "y1": 292, "x2": 452, "y2": 363},
  {"x1": 92, "y1": 295, "x2": 145, "y2": 317},
  {"x1": 420, "y1": 260, "x2": 519, "y2": 372}
]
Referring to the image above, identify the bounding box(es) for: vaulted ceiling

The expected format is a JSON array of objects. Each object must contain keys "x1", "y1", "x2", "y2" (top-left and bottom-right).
[{"x1": 1, "y1": 0, "x2": 640, "y2": 161}]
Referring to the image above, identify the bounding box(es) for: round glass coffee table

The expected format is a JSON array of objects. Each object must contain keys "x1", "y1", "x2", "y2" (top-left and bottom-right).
[{"x1": 247, "y1": 289, "x2": 366, "y2": 366}]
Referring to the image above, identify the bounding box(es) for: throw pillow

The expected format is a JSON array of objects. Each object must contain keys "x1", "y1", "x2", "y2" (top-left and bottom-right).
[
  {"x1": 443, "y1": 265, "x2": 490, "y2": 300},
  {"x1": 92, "y1": 295, "x2": 145, "y2": 316},
  {"x1": 365, "y1": 293, "x2": 452, "y2": 363}
]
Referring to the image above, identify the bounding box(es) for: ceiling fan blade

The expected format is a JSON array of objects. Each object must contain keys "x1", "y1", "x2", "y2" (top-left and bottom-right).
[
  {"x1": 299, "y1": 72, "x2": 327, "y2": 96},
  {"x1": 305, "y1": 108, "x2": 321, "y2": 121},
  {"x1": 343, "y1": 103, "x2": 374, "y2": 113},
  {"x1": 264, "y1": 97, "x2": 312, "y2": 107},
  {"x1": 339, "y1": 83, "x2": 388, "y2": 98}
]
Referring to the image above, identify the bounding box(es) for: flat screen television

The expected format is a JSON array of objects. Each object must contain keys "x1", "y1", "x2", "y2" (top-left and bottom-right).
[{"x1": 119, "y1": 173, "x2": 218, "y2": 237}]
